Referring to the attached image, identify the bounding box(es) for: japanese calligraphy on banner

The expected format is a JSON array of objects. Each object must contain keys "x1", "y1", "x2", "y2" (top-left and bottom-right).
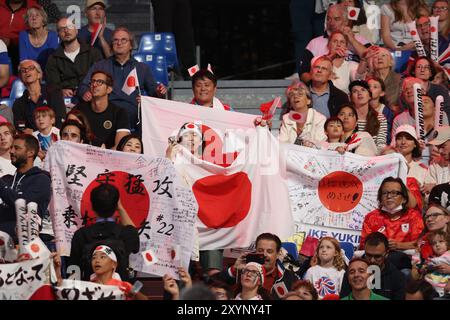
[
  {"x1": 284, "y1": 144, "x2": 408, "y2": 246},
  {"x1": 44, "y1": 141, "x2": 198, "y2": 278},
  {"x1": 0, "y1": 256, "x2": 51, "y2": 300},
  {"x1": 55, "y1": 279, "x2": 124, "y2": 300}
]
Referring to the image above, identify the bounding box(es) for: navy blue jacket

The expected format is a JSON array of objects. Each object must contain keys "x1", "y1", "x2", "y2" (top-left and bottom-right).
[{"x1": 0, "y1": 166, "x2": 51, "y2": 237}]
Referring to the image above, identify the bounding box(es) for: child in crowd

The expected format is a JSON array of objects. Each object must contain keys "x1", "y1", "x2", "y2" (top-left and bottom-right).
[
  {"x1": 423, "y1": 230, "x2": 450, "y2": 296},
  {"x1": 303, "y1": 237, "x2": 346, "y2": 299},
  {"x1": 318, "y1": 117, "x2": 347, "y2": 154},
  {"x1": 32, "y1": 106, "x2": 59, "y2": 160},
  {"x1": 290, "y1": 279, "x2": 319, "y2": 300}
]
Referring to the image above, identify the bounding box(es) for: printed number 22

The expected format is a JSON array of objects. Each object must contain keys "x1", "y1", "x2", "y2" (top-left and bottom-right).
[{"x1": 157, "y1": 222, "x2": 174, "y2": 236}]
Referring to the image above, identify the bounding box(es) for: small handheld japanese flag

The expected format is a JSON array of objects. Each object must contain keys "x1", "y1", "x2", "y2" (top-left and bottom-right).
[
  {"x1": 142, "y1": 249, "x2": 158, "y2": 265},
  {"x1": 260, "y1": 97, "x2": 282, "y2": 120},
  {"x1": 122, "y1": 68, "x2": 139, "y2": 95},
  {"x1": 347, "y1": 7, "x2": 360, "y2": 21},
  {"x1": 90, "y1": 23, "x2": 102, "y2": 46},
  {"x1": 289, "y1": 111, "x2": 307, "y2": 124},
  {"x1": 188, "y1": 64, "x2": 200, "y2": 77},
  {"x1": 23, "y1": 237, "x2": 51, "y2": 259}
]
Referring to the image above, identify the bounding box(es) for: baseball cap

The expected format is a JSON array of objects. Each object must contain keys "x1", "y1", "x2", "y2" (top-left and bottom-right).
[
  {"x1": 393, "y1": 124, "x2": 418, "y2": 146},
  {"x1": 428, "y1": 126, "x2": 450, "y2": 146},
  {"x1": 86, "y1": 0, "x2": 106, "y2": 8}
]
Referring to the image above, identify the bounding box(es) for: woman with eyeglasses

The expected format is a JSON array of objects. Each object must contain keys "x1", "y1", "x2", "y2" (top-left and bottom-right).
[
  {"x1": 278, "y1": 80, "x2": 327, "y2": 147},
  {"x1": 234, "y1": 262, "x2": 270, "y2": 300},
  {"x1": 418, "y1": 203, "x2": 450, "y2": 261},
  {"x1": 432, "y1": 0, "x2": 450, "y2": 42},
  {"x1": 360, "y1": 177, "x2": 424, "y2": 251},
  {"x1": 19, "y1": 7, "x2": 58, "y2": 74}
]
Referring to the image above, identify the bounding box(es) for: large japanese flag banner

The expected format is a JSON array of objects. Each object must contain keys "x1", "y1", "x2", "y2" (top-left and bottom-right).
[
  {"x1": 54, "y1": 279, "x2": 124, "y2": 300},
  {"x1": 142, "y1": 97, "x2": 294, "y2": 250},
  {"x1": 44, "y1": 141, "x2": 198, "y2": 278},
  {"x1": 0, "y1": 255, "x2": 53, "y2": 299},
  {"x1": 284, "y1": 144, "x2": 408, "y2": 246}
]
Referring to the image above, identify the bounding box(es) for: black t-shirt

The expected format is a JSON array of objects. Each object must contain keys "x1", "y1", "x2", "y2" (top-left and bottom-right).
[{"x1": 74, "y1": 101, "x2": 130, "y2": 149}]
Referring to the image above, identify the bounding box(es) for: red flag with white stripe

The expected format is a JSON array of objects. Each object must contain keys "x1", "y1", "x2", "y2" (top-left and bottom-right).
[{"x1": 90, "y1": 23, "x2": 102, "y2": 46}]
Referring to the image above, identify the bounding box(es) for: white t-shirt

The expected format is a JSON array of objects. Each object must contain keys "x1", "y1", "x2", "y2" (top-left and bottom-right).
[
  {"x1": 0, "y1": 156, "x2": 16, "y2": 177},
  {"x1": 304, "y1": 265, "x2": 345, "y2": 299},
  {"x1": 332, "y1": 60, "x2": 359, "y2": 94},
  {"x1": 64, "y1": 47, "x2": 80, "y2": 63}
]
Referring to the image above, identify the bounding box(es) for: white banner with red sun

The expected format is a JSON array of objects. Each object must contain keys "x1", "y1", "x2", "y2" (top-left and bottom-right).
[
  {"x1": 44, "y1": 141, "x2": 198, "y2": 278},
  {"x1": 284, "y1": 144, "x2": 408, "y2": 247}
]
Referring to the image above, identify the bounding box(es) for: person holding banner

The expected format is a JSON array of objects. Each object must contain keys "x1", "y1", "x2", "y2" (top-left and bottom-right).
[
  {"x1": 78, "y1": 0, "x2": 113, "y2": 59},
  {"x1": 360, "y1": 177, "x2": 424, "y2": 252},
  {"x1": 117, "y1": 134, "x2": 143, "y2": 154},
  {"x1": 0, "y1": 134, "x2": 51, "y2": 239},
  {"x1": 278, "y1": 80, "x2": 327, "y2": 145},
  {"x1": 190, "y1": 68, "x2": 232, "y2": 111},
  {"x1": 60, "y1": 119, "x2": 88, "y2": 144},
  {"x1": 336, "y1": 104, "x2": 378, "y2": 156}
]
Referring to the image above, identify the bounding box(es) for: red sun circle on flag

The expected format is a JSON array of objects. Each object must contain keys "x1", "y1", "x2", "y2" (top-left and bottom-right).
[
  {"x1": 190, "y1": 67, "x2": 197, "y2": 74},
  {"x1": 349, "y1": 9, "x2": 356, "y2": 17},
  {"x1": 96, "y1": 246, "x2": 103, "y2": 251},
  {"x1": 187, "y1": 123, "x2": 195, "y2": 129},
  {"x1": 31, "y1": 243, "x2": 40, "y2": 253},
  {"x1": 411, "y1": 30, "x2": 417, "y2": 36},
  {"x1": 292, "y1": 113, "x2": 302, "y2": 121},
  {"x1": 193, "y1": 172, "x2": 252, "y2": 228},
  {"x1": 80, "y1": 171, "x2": 150, "y2": 228},
  {"x1": 145, "y1": 253, "x2": 153, "y2": 262},
  {"x1": 318, "y1": 171, "x2": 363, "y2": 213},
  {"x1": 430, "y1": 26, "x2": 437, "y2": 33},
  {"x1": 127, "y1": 76, "x2": 136, "y2": 88}
]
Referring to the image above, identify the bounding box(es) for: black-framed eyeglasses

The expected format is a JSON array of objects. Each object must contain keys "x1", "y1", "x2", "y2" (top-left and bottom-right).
[
  {"x1": 424, "y1": 212, "x2": 445, "y2": 220},
  {"x1": 381, "y1": 191, "x2": 403, "y2": 198},
  {"x1": 19, "y1": 65, "x2": 37, "y2": 73},
  {"x1": 90, "y1": 79, "x2": 108, "y2": 86}
]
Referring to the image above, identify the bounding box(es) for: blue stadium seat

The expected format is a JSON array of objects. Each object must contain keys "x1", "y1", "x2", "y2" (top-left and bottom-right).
[
  {"x1": 391, "y1": 50, "x2": 413, "y2": 74},
  {"x1": 281, "y1": 242, "x2": 299, "y2": 260},
  {"x1": 340, "y1": 242, "x2": 355, "y2": 261},
  {"x1": 133, "y1": 53, "x2": 169, "y2": 86},
  {"x1": 0, "y1": 98, "x2": 11, "y2": 107},
  {"x1": 9, "y1": 79, "x2": 26, "y2": 100},
  {"x1": 138, "y1": 32, "x2": 179, "y2": 70}
]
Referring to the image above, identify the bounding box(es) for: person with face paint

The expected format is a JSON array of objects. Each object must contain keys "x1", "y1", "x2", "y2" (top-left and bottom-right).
[
  {"x1": 234, "y1": 262, "x2": 269, "y2": 300},
  {"x1": 360, "y1": 177, "x2": 425, "y2": 251}
]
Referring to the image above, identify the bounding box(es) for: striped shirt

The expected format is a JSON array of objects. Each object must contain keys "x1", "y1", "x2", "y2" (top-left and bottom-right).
[{"x1": 357, "y1": 113, "x2": 388, "y2": 152}]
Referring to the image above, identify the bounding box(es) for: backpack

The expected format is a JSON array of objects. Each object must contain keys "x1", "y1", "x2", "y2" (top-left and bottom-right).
[{"x1": 80, "y1": 224, "x2": 130, "y2": 281}]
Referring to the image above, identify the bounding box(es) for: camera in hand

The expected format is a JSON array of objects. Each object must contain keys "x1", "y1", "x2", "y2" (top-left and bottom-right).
[{"x1": 246, "y1": 253, "x2": 265, "y2": 265}]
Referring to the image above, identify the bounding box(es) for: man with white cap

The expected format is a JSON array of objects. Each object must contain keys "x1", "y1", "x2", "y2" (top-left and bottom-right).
[
  {"x1": 78, "y1": 0, "x2": 113, "y2": 59},
  {"x1": 424, "y1": 126, "x2": 450, "y2": 191}
]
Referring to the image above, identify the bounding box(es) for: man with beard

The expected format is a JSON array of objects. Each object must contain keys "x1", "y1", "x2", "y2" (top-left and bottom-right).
[
  {"x1": 0, "y1": 134, "x2": 51, "y2": 239},
  {"x1": 46, "y1": 17, "x2": 102, "y2": 100}
]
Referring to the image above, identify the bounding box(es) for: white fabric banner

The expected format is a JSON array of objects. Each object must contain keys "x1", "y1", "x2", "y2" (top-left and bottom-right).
[
  {"x1": 0, "y1": 256, "x2": 51, "y2": 300},
  {"x1": 284, "y1": 144, "x2": 408, "y2": 246},
  {"x1": 55, "y1": 279, "x2": 125, "y2": 300},
  {"x1": 142, "y1": 97, "x2": 294, "y2": 250},
  {"x1": 44, "y1": 141, "x2": 198, "y2": 278}
]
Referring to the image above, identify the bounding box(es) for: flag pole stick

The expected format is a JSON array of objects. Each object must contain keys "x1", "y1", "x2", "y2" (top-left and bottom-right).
[{"x1": 136, "y1": 85, "x2": 142, "y2": 125}]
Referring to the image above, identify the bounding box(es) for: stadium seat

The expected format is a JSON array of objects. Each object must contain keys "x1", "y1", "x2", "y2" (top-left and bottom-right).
[
  {"x1": 0, "y1": 98, "x2": 11, "y2": 107},
  {"x1": 133, "y1": 53, "x2": 169, "y2": 86},
  {"x1": 281, "y1": 242, "x2": 299, "y2": 260},
  {"x1": 138, "y1": 32, "x2": 179, "y2": 70},
  {"x1": 339, "y1": 242, "x2": 355, "y2": 261},
  {"x1": 391, "y1": 50, "x2": 413, "y2": 74},
  {"x1": 9, "y1": 79, "x2": 26, "y2": 101}
]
